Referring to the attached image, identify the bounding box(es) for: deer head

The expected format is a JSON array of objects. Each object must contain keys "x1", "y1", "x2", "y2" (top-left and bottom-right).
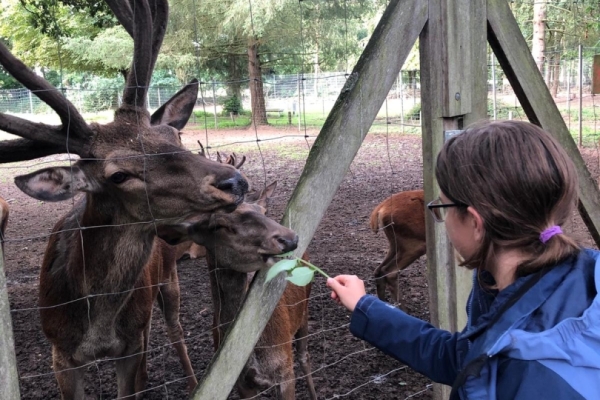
[
  {"x1": 0, "y1": 1, "x2": 248, "y2": 227},
  {"x1": 161, "y1": 181, "x2": 298, "y2": 272}
]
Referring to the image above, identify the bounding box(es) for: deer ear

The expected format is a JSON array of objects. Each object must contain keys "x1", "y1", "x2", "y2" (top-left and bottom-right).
[
  {"x1": 251, "y1": 181, "x2": 278, "y2": 208},
  {"x1": 14, "y1": 166, "x2": 90, "y2": 202},
  {"x1": 150, "y1": 79, "x2": 199, "y2": 130}
]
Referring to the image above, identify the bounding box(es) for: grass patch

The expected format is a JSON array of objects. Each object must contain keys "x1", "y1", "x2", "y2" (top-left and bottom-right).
[
  {"x1": 190, "y1": 111, "x2": 327, "y2": 130},
  {"x1": 273, "y1": 144, "x2": 310, "y2": 161}
]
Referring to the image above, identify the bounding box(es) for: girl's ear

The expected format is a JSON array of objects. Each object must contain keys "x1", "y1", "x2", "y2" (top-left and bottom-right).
[{"x1": 467, "y1": 206, "x2": 485, "y2": 243}]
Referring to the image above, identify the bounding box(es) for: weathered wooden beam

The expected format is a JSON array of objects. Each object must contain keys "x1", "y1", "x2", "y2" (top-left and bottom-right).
[
  {"x1": 191, "y1": 0, "x2": 428, "y2": 398},
  {"x1": 488, "y1": 0, "x2": 600, "y2": 247},
  {"x1": 422, "y1": 0, "x2": 486, "y2": 334},
  {"x1": 422, "y1": 1, "x2": 486, "y2": 397},
  {"x1": 0, "y1": 216, "x2": 19, "y2": 399}
]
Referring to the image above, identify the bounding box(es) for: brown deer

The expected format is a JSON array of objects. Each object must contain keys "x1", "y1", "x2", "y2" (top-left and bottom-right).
[
  {"x1": 161, "y1": 182, "x2": 317, "y2": 399},
  {"x1": 174, "y1": 145, "x2": 249, "y2": 261},
  {"x1": 0, "y1": 1, "x2": 248, "y2": 398},
  {"x1": 370, "y1": 189, "x2": 426, "y2": 303}
]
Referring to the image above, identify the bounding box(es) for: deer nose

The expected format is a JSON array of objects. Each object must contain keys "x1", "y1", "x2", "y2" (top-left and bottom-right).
[
  {"x1": 215, "y1": 171, "x2": 249, "y2": 204},
  {"x1": 276, "y1": 234, "x2": 299, "y2": 253}
]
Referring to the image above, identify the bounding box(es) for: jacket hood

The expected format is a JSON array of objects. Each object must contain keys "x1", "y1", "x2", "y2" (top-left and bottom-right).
[{"x1": 460, "y1": 249, "x2": 600, "y2": 400}]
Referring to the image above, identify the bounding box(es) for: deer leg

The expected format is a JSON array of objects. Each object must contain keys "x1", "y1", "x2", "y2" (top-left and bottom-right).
[
  {"x1": 275, "y1": 343, "x2": 296, "y2": 400},
  {"x1": 374, "y1": 240, "x2": 425, "y2": 305},
  {"x1": 157, "y1": 269, "x2": 198, "y2": 392},
  {"x1": 135, "y1": 322, "x2": 151, "y2": 395},
  {"x1": 382, "y1": 243, "x2": 427, "y2": 306},
  {"x1": 374, "y1": 247, "x2": 398, "y2": 301},
  {"x1": 295, "y1": 318, "x2": 317, "y2": 400},
  {"x1": 115, "y1": 345, "x2": 144, "y2": 399},
  {"x1": 52, "y1": 346, "x2": 85, "y2": 400}
]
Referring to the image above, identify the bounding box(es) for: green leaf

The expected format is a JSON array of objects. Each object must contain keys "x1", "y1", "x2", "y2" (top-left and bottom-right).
[
  {"x1": 265, "y1": 259, "x2": 298, "y2": 282},
  {"x1": 285, "y1": 266, "x2": 314, "y2": 287}
]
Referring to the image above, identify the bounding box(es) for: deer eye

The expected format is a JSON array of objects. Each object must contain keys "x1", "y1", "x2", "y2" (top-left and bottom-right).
[{"x1": 110, "y1": 172, "x2": 129, "y2": 184}]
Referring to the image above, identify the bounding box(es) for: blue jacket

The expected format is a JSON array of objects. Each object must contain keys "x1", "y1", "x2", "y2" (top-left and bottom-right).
[{"x1": 350, "y1": 249, "x2": 600, "y2": 399}]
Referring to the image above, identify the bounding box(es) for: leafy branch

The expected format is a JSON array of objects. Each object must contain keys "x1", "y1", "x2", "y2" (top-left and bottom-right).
[{"x1": 265, "y1": 253, "x2": 330, "y2": 286}]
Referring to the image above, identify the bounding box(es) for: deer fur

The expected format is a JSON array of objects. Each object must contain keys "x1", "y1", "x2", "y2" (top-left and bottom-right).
[
  {"x1": 370, "y1": 189, "x2": 426, "y2": 303},
  {"x1": 201, "y1": 187, "x2": 316, "y2": 400},
  {"x1": 0, "y1": 2, "x2": 249, "y2": 398},
  {"x1": 161, "y1": 182, "x2": 317, "y2": 399},
  {"x1": 174, "y1": 148, "x2": 250, "y2": 261}
]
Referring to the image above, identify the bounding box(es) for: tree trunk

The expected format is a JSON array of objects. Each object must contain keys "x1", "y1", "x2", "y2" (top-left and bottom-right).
[
  {"x1": 550, "y1": 30, "x2": 564, "y2": 98},
  {"x1": 550, "y1": 54, "x2": 561, "y2": 98},
  {"x1": 227, "y1": 54, "x2": 242, "y2": 99},
  {"x1": 247, "y1": 40, "x2": 268, "y2": 126},
  {"x1": 532, "y1": 0, "x2": 547, "y2": 75}
]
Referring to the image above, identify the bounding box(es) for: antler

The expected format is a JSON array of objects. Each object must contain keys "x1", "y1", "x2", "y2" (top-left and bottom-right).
[
  {"x1": 0, "y1": 43, "x2": 93, "y2": 161},
  {"x1": 105, "y1": 0, "x2": 168, "y2": 110},
  {"x1": 0, "y1": 0, "x2": 171, "y2": 163},
  {"x1": 230, "y1": 153, "x2": 247, "y2": 169}
]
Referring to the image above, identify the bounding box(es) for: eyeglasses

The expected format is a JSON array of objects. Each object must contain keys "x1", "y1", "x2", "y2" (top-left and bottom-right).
[{"x1": 427, "y1": 198, "x2": 467, "y2": 223}]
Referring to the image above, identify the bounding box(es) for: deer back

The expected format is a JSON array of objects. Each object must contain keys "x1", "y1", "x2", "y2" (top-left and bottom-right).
[{"x1": 370, "y1": 189, "x2": 426, "y2": 241}]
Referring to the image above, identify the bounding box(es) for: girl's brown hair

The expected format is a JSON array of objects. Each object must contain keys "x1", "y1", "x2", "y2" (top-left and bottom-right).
[{"x1": 435, "y1": 120, "x2": 580, "y2": 277}]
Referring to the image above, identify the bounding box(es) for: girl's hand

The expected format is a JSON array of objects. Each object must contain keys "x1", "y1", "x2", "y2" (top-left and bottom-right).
[{"x1": 326, "y1": 275, "x2": 366, "y2": 312}]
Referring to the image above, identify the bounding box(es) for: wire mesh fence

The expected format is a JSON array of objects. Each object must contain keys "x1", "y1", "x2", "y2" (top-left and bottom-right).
[
  {"x1": 1, "y1": 2, "x2": 600, "y2": 398},
  {"x1": 3, "y1": 49, "x2": 600, "y2": 148}
]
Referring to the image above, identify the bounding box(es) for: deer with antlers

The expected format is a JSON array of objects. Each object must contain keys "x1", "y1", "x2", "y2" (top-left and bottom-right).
[
  {"x1": 161, "y1": 181, "x2": 317, "y2": 399},
  {"x1": 370, "y1": 190, "x2": 426, "y2": 303},
  {"x1": 0, "y1": 1, "x2": 249, "y2": 398},
  {"x1": 174, "y1": 145, "x2": 250, "y2": 261}
]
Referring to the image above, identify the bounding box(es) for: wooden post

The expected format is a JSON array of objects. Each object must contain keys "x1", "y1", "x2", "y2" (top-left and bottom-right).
[
  {"x1": 212, "y1": 80, "x2": 218, "y2": 129},
  {"x1": 190, "y1": 1, "x2": 428, "y2": 398},
  {"x1": 421, "y1": 0, "x2": 486, "y2": 397},
  {"x1": 0, "y1": 207, "x2": 20, "y2": 399},
  {"x1": 488, "y1": 0, "x2": 600, "y2": 247}
]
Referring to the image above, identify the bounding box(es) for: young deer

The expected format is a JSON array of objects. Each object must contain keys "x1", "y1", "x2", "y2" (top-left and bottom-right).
[
  {"x1": 161, "y1": 182, "x2": 317, "y2": 399},
  {"x1": 0, "y1": 1, "x2": 248, "y2": 398},
  {"x1": 370, "y1": 189, "x2": 426, "y2": 303}
]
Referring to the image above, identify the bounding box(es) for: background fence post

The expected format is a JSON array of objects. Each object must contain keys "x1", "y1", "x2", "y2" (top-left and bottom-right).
[
  {"x1": 212, "y1": 80, "x2": 218, "y2": 129},
  {"x1": 579, "y1": 44, "x2": 583, "y2": 147},
  {"x1": 28, "y1": 90, "x2": 33, "y2": 114},
  {"x1": 567, "y1": 59, "x2": 571, "y2": 128},
  {"x1": 491, "y1": 51, "x2": 497, "y2": 120}
]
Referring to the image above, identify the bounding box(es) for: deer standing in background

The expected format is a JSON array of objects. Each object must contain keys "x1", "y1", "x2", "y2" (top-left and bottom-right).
[
  {"x1": 370, "y1": 190, "x2": 426, "y2": 303},
  {"x1": 161, "y1": 182, "x2": 317, "y2": 399},
  {"x1": 0, "y1": 1, "x2": 248, "y2": 398}
]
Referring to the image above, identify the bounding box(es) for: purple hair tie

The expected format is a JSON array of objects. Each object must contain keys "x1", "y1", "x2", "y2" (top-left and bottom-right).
[{"x1": 540, "y1": 226, "x2": 562, "y2": 244}]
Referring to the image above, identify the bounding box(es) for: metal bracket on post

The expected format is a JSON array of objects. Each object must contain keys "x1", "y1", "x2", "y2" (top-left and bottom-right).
[{"x1": 444, "y1": 129, "x2": 464, "y2": 142}]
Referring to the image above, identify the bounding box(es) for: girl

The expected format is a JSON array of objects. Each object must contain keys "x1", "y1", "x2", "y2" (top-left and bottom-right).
[{"x1": 327, "y1": 120, "x2": 600, "y2": 399}]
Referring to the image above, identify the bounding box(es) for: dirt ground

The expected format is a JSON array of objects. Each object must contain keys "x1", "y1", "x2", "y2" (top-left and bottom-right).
[{"x1": 4, "y1": 125, "x2": 599, "y2": 399}]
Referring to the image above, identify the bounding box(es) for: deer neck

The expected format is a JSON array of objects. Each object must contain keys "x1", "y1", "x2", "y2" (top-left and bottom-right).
[
  {"x1": 57, "y1": 194, "x2": 156, "y2": 295},
  {"x1": 206, "y1": 252, "x2": 249, "y2": 347}
]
